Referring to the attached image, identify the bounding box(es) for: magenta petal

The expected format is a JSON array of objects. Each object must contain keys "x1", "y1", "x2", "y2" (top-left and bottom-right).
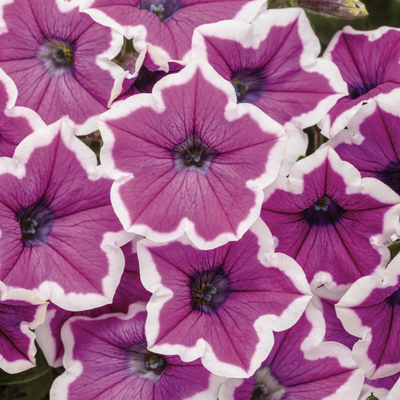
[
  {"x1": 0, "y1": 281, "x2": 47, "y2": 374},
  {"x1": 0, "y1": 68, "x2": 45, "y2": 157}
]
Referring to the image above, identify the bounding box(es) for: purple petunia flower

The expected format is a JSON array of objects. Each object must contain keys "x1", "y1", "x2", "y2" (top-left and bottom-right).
[
  {"x1": 50, "y1": 303, "x2": 226, "y2": 400},
  {"x1": 261, "y1": 146, "x2": 400, "y2": 291},
  {"x1": 336, "y1": 253, "x2": 400, "y2": 379},
  {"x1": 137, "y1": 219, "x2": 312, "y2": 378},
  {"x1": 320, "y1": 26, "x2": 400, "y2": 137},
  {"x1": 0, "y1": 0, "x2": 123, "y2": 135},
  {"x1": 218, "y1": 300, "x2": 364, "y2": 400},
  {"x1": 99, "y1": 59, "x2": 286, "y2": 249},
  {"x1": 0, "y1": 281, "x2": 47, "y2": 374},
  {"x1": 0, "y1": 119, "x2": 132, "y2": 311},
  {"x1": 328, "y1": 101, "x2": 400, "y2": 207},
  {"x1": 0, "y1": 68, "x2": 45, "y2": 157},
  {"x1": 35, "y1": 237, "x2": 151, "y2": 368},
  {"x1": 191, "y1": 8, "x2": 347, "y2": 174},
  {"x1": 80, "y1": 0, "x2": 267, "y2": 61}
]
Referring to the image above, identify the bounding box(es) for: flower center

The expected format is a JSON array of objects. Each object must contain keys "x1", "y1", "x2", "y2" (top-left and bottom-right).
[
  {"x1": 52, "y1": 47, "x2": 73, "y2": 64},
  {"x1": 231, "y1": 69, "x2": 266, "y2": 103},
  {"x1": 126, "y1": 343, "x2": 167, "y2": 382},
  {"x1": 37, "y1": 39, "x2": 74, "y2": 74},
  {"x1": 386, "y1": 287, "x2": 400, "y2": 308},
  {"x1": 17, "y1": 200, "x2": 54, "y2": 247},
  {"x1": 314, "y1": 195, "x2": 330, "y2": 211},
  {"x1": 303, "y1": 194, "x2": 345, "y2": 226},
  {"x1": 140, "y1": 0, "x2": 181, "y2": 22},
  {"x1": 253, "y1": 384, "x2": 269, "y2": 399},
  {"x1": 252, "y1": 368, "x2": 286, "y2": 400},
  {"x1": 146, "y1": 354, "x2": 166, "y2": 370},
  {"x1": 173, "y1": 135, "x2": 217, "y2": 173},
  {"x1": 376, "y1": 160, "x2": 400, "y2": 196},
  {"x1": 348, "y1": 82, "x2": 379, "y2": 100},
  {"x1": 150, "y1": 3, "x2": 165, "y2": 18},
  {"x1": 234, "y1": 82, "x2": 249, "y2": 97},
  {"x1": 189, "y1": 268, "x2": 230, "y2": 314}
]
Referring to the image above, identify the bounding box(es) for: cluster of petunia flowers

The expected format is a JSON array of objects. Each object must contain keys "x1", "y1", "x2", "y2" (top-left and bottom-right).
[{"x1": 1, "y1": 0, "x2": 400, "y2": 399}]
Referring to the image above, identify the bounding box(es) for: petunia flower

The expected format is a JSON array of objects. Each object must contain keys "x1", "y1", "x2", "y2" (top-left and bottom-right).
[
  {"x1": 0, "y1": 119, "x2": 132, "y2": 311},
  {"x1": 80, "y1": 0, "x2": 267, "y2": 61},
  {"x1": 261, "y1": 146, "x2": 400, "y2": 291},
  {"x1": 218, "y1": 300, "x2": 364, "y2": 400},
  {"x1": 191, "y1": 8, "x2": 347, "y2": 174},
  {"x1": 336, "y1": 253, "x2": 400, "y2": 379},
  {"x1": 0, "y1": 281, "x2": 47, "y2": 374},
  {"x1": 328, "y1": 101, "x2": 400, "y2": 197},
  {"x1": 35, "y1": 238, "x2": 150, "y2": 368},
  {"x1": 0, "y1": 0, "x2": 123, "y2": 135},
  {"x1": 99, "y1": 59, "x2": 286, "y2": 250},
  {"x1": 50, "y1": 303, "x2": 226, "y2": 400},
  {"x1": 137, "y1": 218, "x2": 312, "y2": 378},
  {"x1": 0, "y1": 68, "x2": 45, "y2": 157},
  {"x1": 320, "y1": 26, "x2": 400, "y2": 137}
]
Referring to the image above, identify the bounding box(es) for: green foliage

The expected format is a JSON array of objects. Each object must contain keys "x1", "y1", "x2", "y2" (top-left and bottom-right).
[
  {"x1": 0, "y1": 344, "x2": 64, "y2": 400},
  {"x1": 388, "y1": 240, "x2": 400, "y2": 263}
]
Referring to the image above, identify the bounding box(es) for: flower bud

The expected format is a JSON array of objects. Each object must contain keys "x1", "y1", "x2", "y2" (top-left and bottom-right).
[{"x1": 296, "y1": 0, "x2": 368, "y2": 18}]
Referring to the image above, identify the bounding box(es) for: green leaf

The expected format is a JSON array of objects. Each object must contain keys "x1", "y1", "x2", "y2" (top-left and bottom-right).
[
  {"x1": 0, "y1": 343, "x2": 64, "y2": 400},
  {"x1": 388, "y1": 240, "x2": 400, "y2": 263}
]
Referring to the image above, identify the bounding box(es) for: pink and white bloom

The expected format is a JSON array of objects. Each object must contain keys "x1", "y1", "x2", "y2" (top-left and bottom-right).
[
  {"x1": 100, "y1": 59, "x2": 286, "y2": 250},
  {"x1": 0, "y1": 0, "x2": 123, "y2": 135},
  {"x1": 138, "y1": 219, "x2": 312, "y2": 378},
  {"x1": 0, "y1": 119, "x2": 131, "y2": 311},
  {"x1": 261, "y1": 146, "x2": 400, "y2": 291}
]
